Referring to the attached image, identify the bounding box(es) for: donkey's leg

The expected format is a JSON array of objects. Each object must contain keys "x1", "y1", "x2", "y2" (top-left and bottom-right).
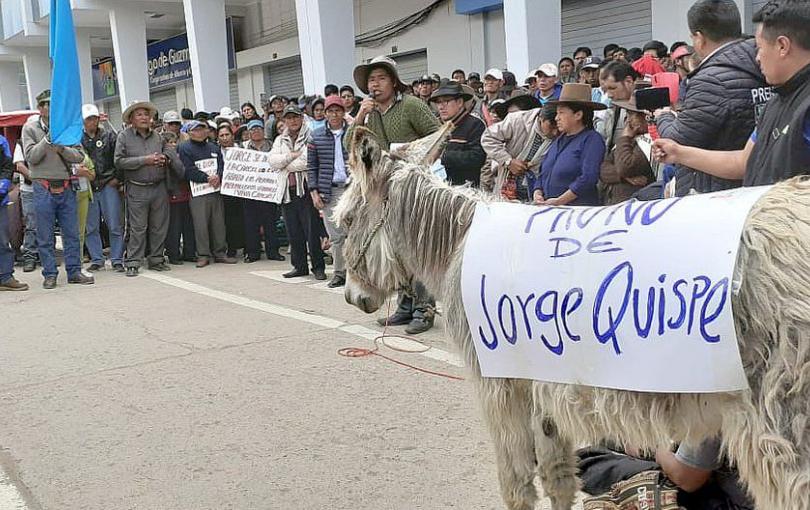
[
  {"x1": 533, "y1": 415, "x2": 578, "y2": 510},
  {"x1": 476, "y1": 377, "x2": 537, "y2": 510}
]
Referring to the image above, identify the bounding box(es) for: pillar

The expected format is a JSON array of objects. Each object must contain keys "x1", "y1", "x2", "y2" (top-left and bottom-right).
[
  {"x1": 294, "y1": 0, "x2": 355, "y2": 96},
  {"x1": 0, "y1": 62, "x2": 24, "y2": 111},
  {"x1": 23, "y1": 50, "x2": 51, "y2": 109},
  {"x1": 109, "y1": 3, "x2": 149, "y2": 111},
  {"x1": 182, "y1": 0, "x2": 230, "y2": 111},
  {"x1": 503, "y1": 0, "x2": 560, "y2": 81},
  {"x1": 76, "y1": 29, "x2": 94, "y2": 104}
]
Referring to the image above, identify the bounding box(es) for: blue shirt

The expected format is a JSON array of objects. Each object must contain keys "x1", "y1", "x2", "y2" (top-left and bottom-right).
[
  {"x1": 0, "y1": 135, "x2": 10, "y2": 158},
  {"x1": 535, "y1": 129, "x2": 606, "y2": 206}
]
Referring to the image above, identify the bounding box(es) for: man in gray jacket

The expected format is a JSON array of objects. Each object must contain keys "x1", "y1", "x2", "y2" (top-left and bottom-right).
[
  {"x1": 115, "y1": 101, "x2": 184, "y2": 277},
  {"x1": 21, "y1": 90, "x2": 94, "y2": 289}
]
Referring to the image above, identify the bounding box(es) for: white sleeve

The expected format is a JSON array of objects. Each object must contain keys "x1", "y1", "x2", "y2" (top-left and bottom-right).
[{"x1": 13, "y1": 143, "x2": 24, "y2": 164}]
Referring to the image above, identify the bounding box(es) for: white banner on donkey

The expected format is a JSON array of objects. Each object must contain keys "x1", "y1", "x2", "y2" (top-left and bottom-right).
[{"x1": 461, "y1": 186, "x2": 771, "y2": 393}]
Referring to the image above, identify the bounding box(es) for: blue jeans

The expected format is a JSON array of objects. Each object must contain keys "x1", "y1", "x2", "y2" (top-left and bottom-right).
[
  {"x1": 20, "y1": 189, "x2": 38, "y2": 262},
  {"x1": 33, "y1": 182, "x2": 82, "y2": 278},
  {"x1": 0, "y1": 203, "x2": 14, "y2": 283},
  {"x1": 85, "y1": 184, "x2": 124, "y2": 265}
]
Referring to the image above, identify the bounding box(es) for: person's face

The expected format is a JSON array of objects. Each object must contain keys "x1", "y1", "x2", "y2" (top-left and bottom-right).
[
  {"x1": 242, "y1": 105, "x2": 256, "y2": 118},
  {"x1": 38, "y1": 101, "x2": 50, "y2": 119},
  {"x1": 690, "y1": 31, "x2": 709, "y2": 59},
  {"x1": 539, "y1": 118, "x2": 558, "y2": 139},
  {"x1": 271, "y1": 99, "x2": 285, "y2": 114},
  {"x1": 218, "y1": 128, "x2": 234, "y2": 147},
  {"x1": 483, "y1": 77, "x2": 502, "y2": 93},
  {"x1": 326, "y1": 105, "x2": 345, "y2": 129},
  {"x1": 190, "y1": 126, "x2": 208, "y2": 142},
  {"x1": 559, "y1": 61, "x2": 574, "y2": 76},
  {"x1": 659, "y1": 56, "x2": 673, "y2": 71},
  {"x1": 643, "y1": 49, "x2": 659, "y2": 60},
  {"x1": 433, "y1": 96, "x2": 464, "y2": 122},
  {"x1": 165, "y1": 122, "x2": 181, "y2": 135},
  {"x1": 132, "y1": 108, "x2": 152, "y2": 129},
  {"x1": 367, "y1": 68, "x2": 395, "y2": 100},
  {"x1": 341, "y1": 91, "x2": 354, "y2": 109},
  {"x1": 452, "y1": 72, "x2": 465, "y2": 83},
  {"x1": 418, "y1": 82, "x2": 432, "y2": 96},
  {"x1": 240, "y1": 130, "x2": 250, "y2": 142},
  {"x1": 284, "y1": 114, "x2": 303, "y2": 133},
  {"x1": 555, "y1": 105, "x2": 583, "y2": 134},
  {"x1": 755, "y1": 24, "x2": 789, "y2": 86},
  {"x1": 601, "y1": 75, "x2": 634, "y2": 101},
  {"x1": 579, "y1": 68, "x2": 599, "y2": 87},
  {"x1": 313, "y1": 103, "x2": 325, "y2": 120},
  {"x1": 605, "y1": 49, "x2": 616, "y2": 61},
  {"x1": 165, "y1": 139, "x2": 178, "y2": 150},
  {"x1": 537, "y1": 74, "x2": 557, "y2": 93},
  {"x1": 249, "y1": 127, "x2": 264, "y2": 142},
  {"x1": 83, "y1": 116, "x2": 99, "y2": 132},
  {"x1": 574, "y1": 51, "x2": 589, "y2": 64},
  {"x1": 613, "y1": 50, "x2": 626, "y2": 62},
  {"x1": 526, "y1": 78, "x2": 537, "y2": 91}
]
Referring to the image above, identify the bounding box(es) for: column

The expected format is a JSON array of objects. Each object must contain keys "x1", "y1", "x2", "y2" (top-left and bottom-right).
[
  {"x1": 294, "y1": 0, "x2": 355, "y2": 96},
  {"x1": 109, "y1": 3, "x2": 149, "y2": 111},
  {"x1": 182, "y1": 0, "x2": 230, "y2": 111},
  {"x1": 23, "y1": 50, "x2": 51, "y2": 108},
  {"x1": 503, "y1": 0, "x2": 560, "y2": 81},
  {"x1": 0, "y1": 62, "x2": 24, "y2": 111},
  {"x1": 76, "y1": 29, "x2": 94, "y2": 104}
]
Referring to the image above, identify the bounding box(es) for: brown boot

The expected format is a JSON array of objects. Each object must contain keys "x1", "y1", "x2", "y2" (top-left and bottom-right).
[
  {"x1": 196, "y1": 258, "x2": 210, "y2": 268},
  {"x1": 0, "y1": 277, "x2": 29, "y2": 291}
]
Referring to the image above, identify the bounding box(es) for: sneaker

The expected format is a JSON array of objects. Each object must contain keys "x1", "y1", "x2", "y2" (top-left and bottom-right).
[
  {"x1": 43, "y1": 277, "x2": 57, "y2": 289},
  {"x1": 168, "y1": 258, "x2": 184, "y2": 266},
  {"x1": 267, "y1": 252, "x2": 286, "y2": 262},
  {"x1": 0, "y1": 277, "x2": 29, "y2": 291},
  {"x1": 312, "y1": 268, "x2": 327, "y2": 281},
  {"x1": 196, "y1": 258, "x2": 210, "y2": 268},
  {"x1": 87, "y1": 263, "x2": 104, "y2": 272},
  {"x1": 113, "y1": 264, "x2": 126, "y2": 273},
  {"x1": 327, "y1": 274, "x2": 346, "y2": 288},
  {"x1": 68, "y1": 273, "x2": 95, "y2": 285},
  {"x1": 126, "y1": 267, "x2": 139, "y2": 277},
  {"x1": 283, "y1": 268, "x2": 308, "y2": 278},
  {"x1": 23, "y1": 260, "x2": 36, "y2": 273},
  {"x1": 148, "y1": 262, "x2": 172, "y2": 272},
  {"x1": 214, "y1": 257, "x2": 238, "y2": 264},
  {"x1": 405, "y1": 316, "x2": 434, "y2": 335},
  {"x1": 376, "y1": 312, "x2": 413, "y2": 327}
]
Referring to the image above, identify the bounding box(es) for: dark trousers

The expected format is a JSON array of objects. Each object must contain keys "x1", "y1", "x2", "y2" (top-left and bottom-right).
[
  {"x1": 125, "y1": 183, "x2": 169, "y2": 268},
  {"x1": 394, "y1": 280, "x2": 436, "y2": 320},
  {"x1": 223, "y1": 195, "x2": 245, "y2": 255},
  {"x1": 243, "y1": 199, "x2": 280, "y2": 259},
  {"x1": 166, "y1": 201, "x2": 196, "y2": 261},
  {"x1": 281, "y1": 193, "x2": 324, "y2": 272}
]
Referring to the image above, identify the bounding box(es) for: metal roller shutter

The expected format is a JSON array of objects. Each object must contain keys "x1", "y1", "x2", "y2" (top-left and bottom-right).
[
  {"x1": 264, "y1": 58, "x2": 304, "y2": 98},
  {"x1": 151, "y1": 88, "x2": 177, "y2": 117},
  {"x1": 390, "y1": 50, "x2": 428, "y2": 86},
  {"x1": 229, "y1": 73, "x2": 240, "y2": 110},
  {"x1": 562, "y1": 0, "x2": 652, "y2": 59}
]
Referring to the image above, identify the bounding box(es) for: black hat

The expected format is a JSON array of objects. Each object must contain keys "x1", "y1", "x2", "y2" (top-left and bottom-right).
[
  {"x1": 282, "y1": 104, "x2": 303, "y2": 117},
  {"x1": 501, "y1": 90, "x2": 541, "y2": 112},
  {"x1": 467, "y1": 72, "x2": 481, "y2": 81},
  {"x1": 429, "y1": 79, "x2": 472, "y2": 102}
]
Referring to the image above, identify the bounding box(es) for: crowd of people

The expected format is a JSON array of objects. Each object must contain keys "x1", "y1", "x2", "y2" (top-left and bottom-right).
[{"x1": 0, "y1": 0, "x2": 808, "y2": 506}]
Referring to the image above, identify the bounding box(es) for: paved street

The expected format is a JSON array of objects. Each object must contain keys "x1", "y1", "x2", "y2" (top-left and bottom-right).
[{"x1": 0, "y1": 252, "x2": 584, "y2": 510}]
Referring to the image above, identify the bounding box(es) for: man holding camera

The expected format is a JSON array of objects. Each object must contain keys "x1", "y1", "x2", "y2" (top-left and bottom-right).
[{"x1": 115, "y1": 101, "x2": 184, "y2": 277}]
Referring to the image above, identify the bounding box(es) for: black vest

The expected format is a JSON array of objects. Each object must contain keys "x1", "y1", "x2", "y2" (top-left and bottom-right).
[{"x1": 745, "y1": 63, "x2": 810, "y2": 186}]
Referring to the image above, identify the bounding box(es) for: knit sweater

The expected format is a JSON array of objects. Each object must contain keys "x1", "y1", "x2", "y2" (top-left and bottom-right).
[{"x1": 346, "y1": 94, "x2": 440, "y2": 151}]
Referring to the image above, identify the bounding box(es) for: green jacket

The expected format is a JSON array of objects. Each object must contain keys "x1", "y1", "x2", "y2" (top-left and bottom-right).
[{"x1": 346, "y1": 94, "x2": 440, "y2": 151}]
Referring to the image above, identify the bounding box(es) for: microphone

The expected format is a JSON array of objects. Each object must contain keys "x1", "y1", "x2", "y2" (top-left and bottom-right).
[{"x1": 365, "y1": 90, "x2": 380, "y2": 125}]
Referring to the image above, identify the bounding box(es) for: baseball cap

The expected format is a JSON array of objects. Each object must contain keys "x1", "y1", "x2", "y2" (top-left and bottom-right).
[
  {"x1": 418, "y1": 74, "x2": 437, "y2": 84},
  {"x1": 187, "y1": 120, "x2": 207, "y2": 131},
  {"x1": 581, "y1": 56, "x2": 603, "y2": 69},
  {"x1": 535, "y1": 63, "x2": 558, "y2": 77},
  {"x1": 467, "y1": 72, "x2": 481, "y2": 81},
  {"x1": 324, "y1": 95, "x2": 345, "y2": 111},
  {"x1": 82, "y1": 104, "x2": 100, "y2": 120},
  {"x1": 246, "y1": 119, "x2": 264, "y2": 130},
  {"x1": 282, "y1": 104, "x2": 303, "y2": 117},
  {"x1": 163, "y1": 110, "x2": 181, "y2": 124},
  {"x1": 484, "y1": 68, "x2": 504, "y2": 81}
]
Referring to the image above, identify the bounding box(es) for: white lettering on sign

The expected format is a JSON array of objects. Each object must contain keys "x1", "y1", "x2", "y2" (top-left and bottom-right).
[
  {"x1": 221, "y1": 147, "x2": 285, "y2": 204},
  {"x1": 460, "y1": 186, "x2": 771, "y2": 393}
]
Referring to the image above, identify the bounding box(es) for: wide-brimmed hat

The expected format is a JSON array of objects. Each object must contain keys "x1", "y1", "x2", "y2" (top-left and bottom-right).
[
  {"x1": 353, "y1": 56, "x2": 407, "y2": 95},
  {"x1": 429, "y1": 79, "x2": 472, "y2": 102},
  {"x1": 123, "y1": 100, "x2": 157, "y2": 123},
  {"x1": 502, "y1": 90, "x2": 541, "y2": 112},
  {"x1": 547, "y1": 83, "x2": 607, "y2": 111}
]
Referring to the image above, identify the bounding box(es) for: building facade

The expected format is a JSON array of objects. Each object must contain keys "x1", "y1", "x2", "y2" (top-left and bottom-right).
[{"x1": 0, "y1": 0, "x2": 763, "y2": 127}]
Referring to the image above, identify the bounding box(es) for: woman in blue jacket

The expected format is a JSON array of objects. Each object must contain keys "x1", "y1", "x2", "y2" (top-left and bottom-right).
[{"x1": 533, "y1": 83, "x2": 607, "y2": 206}]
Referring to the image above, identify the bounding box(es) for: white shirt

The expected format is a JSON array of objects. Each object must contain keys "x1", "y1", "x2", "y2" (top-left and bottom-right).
[{"x1": 13, "y1": 144, "x2": 32, "y2": 192}]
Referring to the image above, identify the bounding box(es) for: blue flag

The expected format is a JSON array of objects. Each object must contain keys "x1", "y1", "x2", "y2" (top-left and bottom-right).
[{"x1": 48, "y1": 0, "x2": 83, "y2": 145}]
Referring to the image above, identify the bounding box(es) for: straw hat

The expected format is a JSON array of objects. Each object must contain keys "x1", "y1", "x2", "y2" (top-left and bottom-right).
[
  {"x1": 123, "y1": 100, "x2": 158, "y2": 123},
  {"x1": 547, "y1": 83, "x2": 608, "y2": 111},
  {"x1": 353, "y1": 56, "x2": 407, "y2": 95}
]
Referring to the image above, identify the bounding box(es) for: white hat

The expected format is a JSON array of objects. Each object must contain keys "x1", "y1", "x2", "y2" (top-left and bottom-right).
[
  {"x1": 163, "y1": 110, "x2": 181, "y2": 124},
  {"x1": 484, "y1": 68, "x2": 504, "y2": 81},
  {"x1": 82, "y1": 104, "x2": 100, "y2": 120},
  {"x1": 207, "y1": 120, "x2": 217, "y2": 129},
  {"x1": 535, "y1": 63, "x2": 558, "y2": 77}
]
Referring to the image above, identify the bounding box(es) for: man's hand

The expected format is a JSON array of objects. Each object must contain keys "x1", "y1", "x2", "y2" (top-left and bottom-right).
[
  {"x1": 508, "y1": 159, "x2": 528, "y2": 176},
  {"x1": 106, "y1": 178, "x2": 119, "y2": 188},
  {"x1": 623, "y1": 112, "x2": 648, "y2": 138},
  {"x1": 289, "y1": 151, "x2": 302, "y2": 160},
  {"x1": 354, "y1": 97, "x2": 377, "y2": 124},
  {"x1": 207, "y1": 175, "x2": 221, "y2": 188},
  {"x1": 75, "y1": 164, "x2": 93, "y2": 179},
  {"x1": 144, "y1": 153, "x2": 163, "y2": 166},
  {"x1": 15, "y1": 162, "x2": 30, "y2": 179},
  {"x1": 532, "y1": 189, "x2": 544, "y2": 204},
  {"x1": 653, "y1": 138, "x2": 682, "y2": 164},
  {"x1": 654, "y1": 107, "x2": 675, "y2": 121},
  {"x1": 311, "y1": 190, "x2": 325, "y2": 210}
]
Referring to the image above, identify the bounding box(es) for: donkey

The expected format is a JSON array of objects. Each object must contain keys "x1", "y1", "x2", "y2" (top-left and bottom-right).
[{"x1": 334, "y1": 126, "x2": 810, "y2": 510}]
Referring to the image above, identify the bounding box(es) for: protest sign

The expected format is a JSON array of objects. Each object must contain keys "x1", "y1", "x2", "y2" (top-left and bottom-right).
[
  {"x1": 221, "y1": 147, "x2": 285, "y2": 204},
  {"x1": 461, "y1": 186, "x2": 771, "y2": 393},
  {"x1": 190, "y1": 158, "x2": 219, "y2": 197}
]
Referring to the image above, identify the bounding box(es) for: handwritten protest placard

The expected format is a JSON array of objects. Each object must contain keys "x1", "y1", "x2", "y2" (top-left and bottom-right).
[
  {"x1": 461, "y1": 187, "x2": 771, "y2": 393},
  {"x1": 221, "y1": 147, "x2": 285, "y2": 204},
  {"x1": 190, "y1": 158, "x2": 219, "y2": 197}
]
